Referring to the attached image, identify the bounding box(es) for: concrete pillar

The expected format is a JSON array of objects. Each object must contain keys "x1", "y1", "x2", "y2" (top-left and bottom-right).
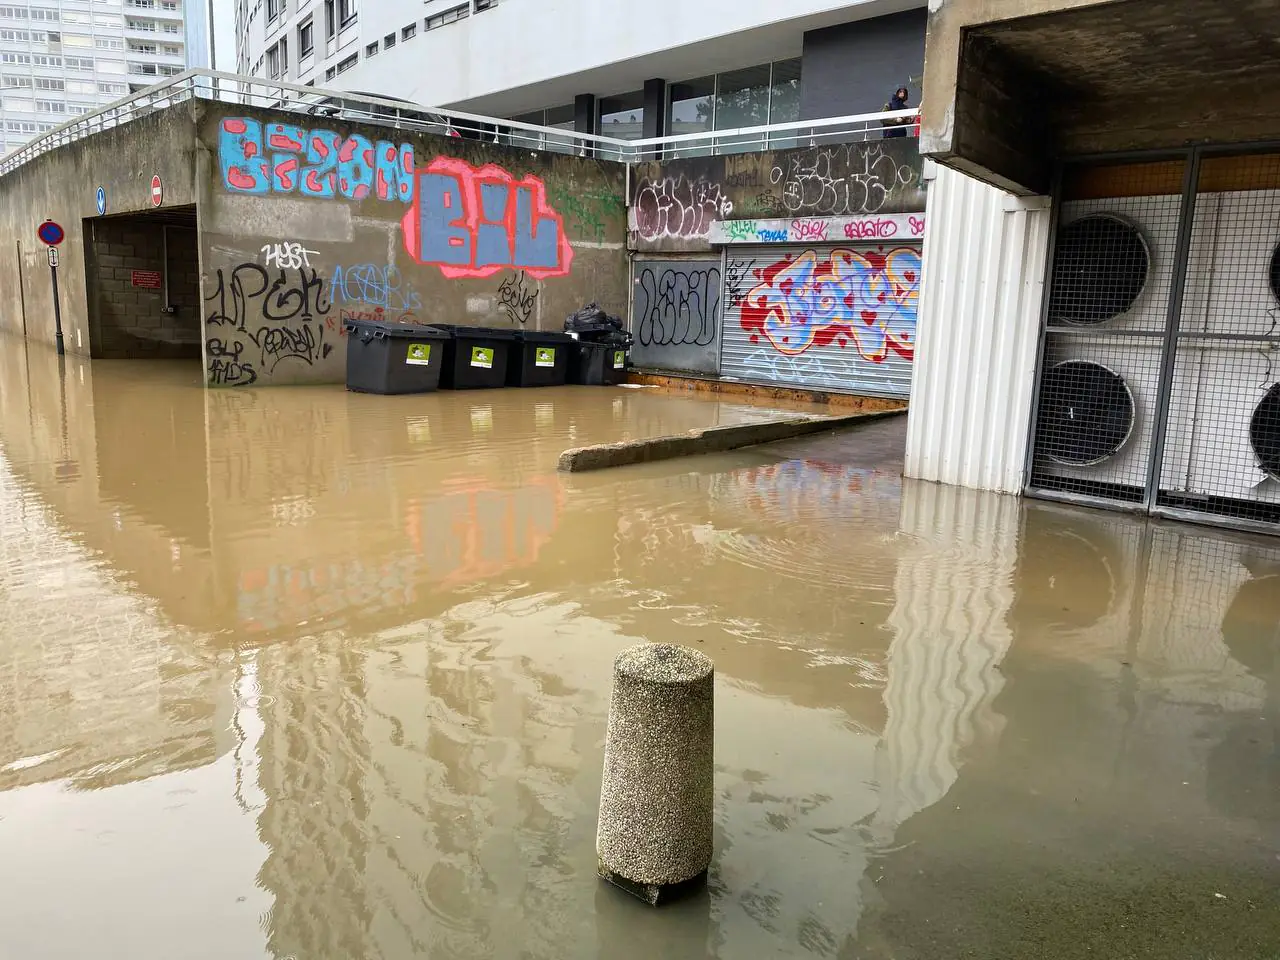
[{"x1": 597, "y1": 642, "x2": 714, "y2": 906}]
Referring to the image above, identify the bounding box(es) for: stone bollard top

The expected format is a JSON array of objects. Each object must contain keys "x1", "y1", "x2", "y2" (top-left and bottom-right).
[{"x1": 615, "y1": 643, "x2": 713, "y2": 685}]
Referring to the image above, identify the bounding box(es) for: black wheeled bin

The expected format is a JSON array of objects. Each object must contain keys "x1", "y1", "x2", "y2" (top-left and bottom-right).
[
  {"x1": 343, "y1": 319, "x2": 449, "y2": 394},
  {"x1": 433, "y1": 324, "x2": 517, "y2": 389},
  {"x1": 507, "y1": 330, "x2": 574, "y2": 387},
  {"x1": 570, "y1": 338, "x2": 630, "y2": 386}
]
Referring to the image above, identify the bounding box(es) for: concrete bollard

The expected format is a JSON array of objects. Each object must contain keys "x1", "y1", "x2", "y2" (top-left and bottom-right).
[{"x1": 597, "y1": 642, "x2": 714, "y2": 906}]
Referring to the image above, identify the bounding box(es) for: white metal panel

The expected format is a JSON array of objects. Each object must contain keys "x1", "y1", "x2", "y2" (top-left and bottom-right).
[
  {"x1": 721, "y1": 243, "x2": 920, "y2": 396},
  {"x1": 904, "y1": 165, "x2": 1051, "y2": 494}
]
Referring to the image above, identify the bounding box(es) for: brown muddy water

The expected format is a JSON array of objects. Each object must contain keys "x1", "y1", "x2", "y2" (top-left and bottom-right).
[{"x1": 0, "y1": 341, "x2": 1277, "y2": 960}]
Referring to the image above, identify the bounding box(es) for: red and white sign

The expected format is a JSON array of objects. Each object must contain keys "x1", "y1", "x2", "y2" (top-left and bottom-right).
[
  {"x1": 150, "y1": 175, "x2": 163, "y2": 207},
  {"x1": 131, "y1": 269, "x2": 163, "y2": 289}
]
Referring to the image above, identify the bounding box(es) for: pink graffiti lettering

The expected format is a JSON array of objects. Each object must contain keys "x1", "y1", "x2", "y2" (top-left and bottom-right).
[
  {"x1": 791, "y1": 219, "x2": 829, "y2": 242},
  {"x1": 844, "y1": 218, "x2": 899, "y2": 241},
  {"x1": 909, "y1": 215, "x2": 926, "y2": 237},
  {"x1": 633, "y1": 177, "x2": 733, "y2": 240},
  {"x1": 740, "y1": 246, "x2": 920, "y2": 362},
  {"x1": 400, "y1": 156, "x2": 572, "y2": 279}
]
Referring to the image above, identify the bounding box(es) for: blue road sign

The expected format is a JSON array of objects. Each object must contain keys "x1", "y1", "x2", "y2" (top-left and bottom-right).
[
  {"x1": 37, "y1": 220, "x2": 64, "y2": 246},
  {"x1": 96, "y1": 186, "x2": 106, "y2": 216}
]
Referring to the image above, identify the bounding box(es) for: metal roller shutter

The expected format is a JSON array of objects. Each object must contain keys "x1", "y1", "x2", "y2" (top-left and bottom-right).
[{"x1": 721, "y1": 243, "x2": 921, "y2": 397}]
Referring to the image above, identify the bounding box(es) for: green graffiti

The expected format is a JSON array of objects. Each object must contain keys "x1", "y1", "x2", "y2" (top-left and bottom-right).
[{"x1": 549, "y1": 185, "x2": 621, "y2": 243}]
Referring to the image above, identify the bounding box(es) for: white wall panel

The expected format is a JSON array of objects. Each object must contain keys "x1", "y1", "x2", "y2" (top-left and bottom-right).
[{"x1": 904, "y1": 164, "x2": 1050, "y2": 494}]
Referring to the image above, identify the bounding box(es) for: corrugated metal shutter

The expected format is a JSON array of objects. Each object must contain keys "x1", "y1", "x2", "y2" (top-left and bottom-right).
[
  {"x1": 721, "y1": 243, "x2": 920, "y2": 397},
  {"x1": 903, "y1": 166, "x2": 1051, "y2": 494}
]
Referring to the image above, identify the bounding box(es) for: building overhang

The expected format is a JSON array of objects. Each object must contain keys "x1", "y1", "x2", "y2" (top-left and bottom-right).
[{"x1": 921, "y1": 0, "x2": 1280, "y2": 195}]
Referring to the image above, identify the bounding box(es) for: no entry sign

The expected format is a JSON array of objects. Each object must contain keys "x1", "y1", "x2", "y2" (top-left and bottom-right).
[
  {"x1": 37, "y1": 220, "x2": 64, "y2": 246},
  {"x1": 151, "y1": 174, "x2": 163, "y2": 207}
]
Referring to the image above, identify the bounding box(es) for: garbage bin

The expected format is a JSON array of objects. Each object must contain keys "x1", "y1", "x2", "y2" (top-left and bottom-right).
[
  {"x1": 507, "y1": 330, "x2": 574, "y2": 387},
  {"x1": 342, "y1": 318, "x2": 449, "y2": 394},
  {"x1": 433, "y1": 324, "x2": 517, "y2": 390},
  {"x1": 570, "y1": 338, "x2": 630, "y2": 386}
]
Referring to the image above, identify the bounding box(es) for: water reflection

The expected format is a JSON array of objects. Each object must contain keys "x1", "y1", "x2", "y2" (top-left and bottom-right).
[{"x1": 0, "y1": 340, "x2": 1276, "y2": 959}]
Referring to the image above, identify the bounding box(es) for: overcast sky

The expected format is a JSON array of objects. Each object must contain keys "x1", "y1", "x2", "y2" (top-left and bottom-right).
[{"x1": 211, "y1": 0, "x2": 235, "y2": 71}]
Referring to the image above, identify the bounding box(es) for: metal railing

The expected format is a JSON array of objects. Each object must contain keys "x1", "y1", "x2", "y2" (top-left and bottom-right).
[{"x1": 0, "y1": 68, "x2": 918, "y2": 178}]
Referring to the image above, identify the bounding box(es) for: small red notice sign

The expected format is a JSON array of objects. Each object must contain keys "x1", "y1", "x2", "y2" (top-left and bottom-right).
[{"x1": 131, "y1": 270, "x2": 162, "y2": 289}]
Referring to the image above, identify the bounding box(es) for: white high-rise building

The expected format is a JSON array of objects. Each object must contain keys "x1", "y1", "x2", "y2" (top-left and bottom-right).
[
  {"x1": 0, "y1": 0, "x2": 210, "y2": 155},
  {"x1": 234, "y1": 0, "x2": 927, "y2": 140}
]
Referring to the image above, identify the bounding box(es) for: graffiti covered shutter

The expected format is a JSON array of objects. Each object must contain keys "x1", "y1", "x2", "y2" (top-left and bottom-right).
[
  {"x1": 721, "y1": 243, "x2": 920, "y2": 397},
  {"x1": 630, "y1": 259, "x2": 723, "y2": 375}
]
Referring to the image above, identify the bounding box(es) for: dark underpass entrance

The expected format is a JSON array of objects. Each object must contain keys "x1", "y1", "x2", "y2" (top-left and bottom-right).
[{"x1": 83, "y1": 205, "x2": 201, "y2": 360}]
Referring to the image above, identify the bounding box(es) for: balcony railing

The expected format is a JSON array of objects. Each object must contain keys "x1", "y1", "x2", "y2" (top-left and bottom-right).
[{"x1": 0, "y1": 68, "x2": 918, "y2": 175}]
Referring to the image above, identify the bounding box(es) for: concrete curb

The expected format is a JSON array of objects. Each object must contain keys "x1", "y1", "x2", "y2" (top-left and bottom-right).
[{"x1": 558, "y1": 407, "x2": 907, "y2": 473}]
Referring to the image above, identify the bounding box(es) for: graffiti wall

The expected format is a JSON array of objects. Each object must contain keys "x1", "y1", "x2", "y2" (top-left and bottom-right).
[
  {"x1": 721, "y1": 244, "x2": 921, "y2": 397},
  {"x1": 629, "y1": 259, "x2": 723, "y2": 375},
  {"x1": 629, "y1": 139, "x2": 924, "y2": 253},
  {"x1": 202, "y1": 106, "x2": 627, "y2": 386}
]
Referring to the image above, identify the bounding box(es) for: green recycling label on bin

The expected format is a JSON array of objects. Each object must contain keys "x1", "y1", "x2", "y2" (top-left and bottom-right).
[
  {"x1": 613, "y1": 350, "x2": 625, "y2": 369},
  {"x1": 470, "y1": 346, "x2": 494, "y2": 369},
  {"x1": 534, "y1": 347, "x2": 556, "y2": 368},
  {"x1": 405, "y1": 343, "x2": 432, "y2": 366}
]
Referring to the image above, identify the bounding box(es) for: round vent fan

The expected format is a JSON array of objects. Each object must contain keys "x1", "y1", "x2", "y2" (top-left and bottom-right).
[
  {"x1": 1270, "y1": 243, "x2": 1280, "y2": 305},
  {"x1": 1038, "y1": 360, "x2": 1136, "y2": 466},
  {"x1": 1250, "y1": 382, "x2": 1280, "y2": 481},
  {"x1": 1049, "y1": 214, "x2": 1150, "y2": 325}
]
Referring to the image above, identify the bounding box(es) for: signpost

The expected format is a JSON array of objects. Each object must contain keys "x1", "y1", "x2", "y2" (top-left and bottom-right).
[
  {"x1": 95, "y1": 186, "x2": 106, "y2": 216},
  {"x1": 39, "y1": 219, "x2": 65, "y2": 355},
  {"x1": 150, "y1": 175, "x2": 163, "y2": 207}
]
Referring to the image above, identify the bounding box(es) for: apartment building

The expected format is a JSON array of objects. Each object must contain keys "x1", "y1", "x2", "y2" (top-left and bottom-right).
[
  {"x1": 0, "y1": 0, "x2": 208, "y2": 155},
  {"x1": 235, "y1": 0, "x2": 926, "y2": 138}
]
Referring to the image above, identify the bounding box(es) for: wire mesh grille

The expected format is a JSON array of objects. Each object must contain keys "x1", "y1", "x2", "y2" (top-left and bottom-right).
[
  {"x1": 1032, "y1": 151, "x2": 1280, "y2": 534},
  {"x1": 1156, "y1": 153, "x2": 1280, "y2": 526},
  {"x1": 1031, "y1": 161, "x2": 1186, "y2": 504}
]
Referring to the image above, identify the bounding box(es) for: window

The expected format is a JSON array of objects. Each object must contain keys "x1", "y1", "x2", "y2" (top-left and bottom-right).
[
  {"x1": 266, "y1": 0, "x2": 279, "y2": 21},
  {"x1": 364, "y1": 41, "x2": 377, "y2": 57},
  {"x1": 36, "y1": 99, "x2": 66, "y2": 112},
  {"x1": 298, "y1": 17, "x2": 312, "y2": 57},
  {"x1": 382, "y1": 31, "x2": 394, "y2": 49},
  {"x1": 158, "y1": 63, "x2": 181, "y2": 75},
  {"x1": 162, "y1": 22, "x2": 180, "y2": 33},
  {"x1": 65, "y1": 56, "x2": 94, "y2": 70},
  {"x1": 7, "y1": 120, "x2": 37, "y2": 133},
  {"x1": 400, "y1": 22, "x2": 415, "y2": 40},
  {"x1": 323, "y1": 0, "x2": 333, "y2": 38},
  {"x1": 0, "y1": 7, "x2": 31, "y2": 19},
  {"x1": 131, "y1": 42, "x2": 157, "y2": 53},
  {"x1": 95, "y1": 37, "x2": 123, "y2": 49},
  {"x1": 29, "y1": 8, "x2": 58, "y2": 21},
  {"x1": 0, "y1": 28, "x2": 29, "y2": 39},
  {"x1": 35, "y1": 77, "x2": 64, "y2": 90},
  {"x1": 2, "y1": 77, "x2": 33, "y2": 88},
  {"x1": 338, "y1": 0, "x2": 355, "y2": 27},
  {"x1": 336, "y1": 52, "x2": 356, "y2": 74},
  {"x1": 266, "y1": 43, "x2": 279, "y2": 77},
  {"x1": 599, "y1": 90, "x2": 644, "y2": 141},
  {"x1": 98, "y1": 81, "x2": 126, "y2": 94},
  {"x1": 162, "y1": 44, "x2": 179, "y2": 54},
  {"x1": 324, "y1": 65, "x2": 335, "y2": 80},
  {"x1": 31, "y1": 54, "x2": 62, "y2": 66},
  {"x1": 131, "y1": 63, "x2": 157, "y2": 75},
  {"x1": 425, "y1": 3, "x2": 468, "y2": 30},
  {"x1": 2, "y1": 52, "x2": 32, "y2": 64},
  {"x1": 127, "y1": 17, "x2": 156, "y2": 30},
  {"x1": 127, "y1": 0, "x2": 155, "y2": 7}
]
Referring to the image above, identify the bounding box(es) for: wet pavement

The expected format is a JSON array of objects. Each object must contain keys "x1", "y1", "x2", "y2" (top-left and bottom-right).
[{"x1": 0, "y1": 340, "x2": 1276, "y2": 960}]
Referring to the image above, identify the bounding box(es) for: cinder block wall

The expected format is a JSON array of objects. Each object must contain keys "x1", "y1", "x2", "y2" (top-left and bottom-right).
[{"x1": 87, "y1": 215, "x2": 201, "y2": 360}]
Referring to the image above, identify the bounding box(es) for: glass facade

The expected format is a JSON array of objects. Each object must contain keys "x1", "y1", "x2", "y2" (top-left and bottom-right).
[
  {"x1": 505, "y1": 103, "x2": 575, "y2": 154},
  {"x1": 668, "y1": 58, "x2": 802, "y2": 155}
]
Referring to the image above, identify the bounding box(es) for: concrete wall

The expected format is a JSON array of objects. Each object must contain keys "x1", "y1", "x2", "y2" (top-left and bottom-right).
[
  {"x1": 630, "y1": 137, "x2": 925, "y2": 254},
  {"x1": 198, "y1": 103, "x2": 628, "y2": 386},
  {"x1": 800, "y1": 9, "x2": 926, "y2": 121},
  {"x1": 87, "y1": 215, "x2": 202, "y2": 360},
  {"x1": 0, "y1": 104, "x2": 201, "y2": 356}
]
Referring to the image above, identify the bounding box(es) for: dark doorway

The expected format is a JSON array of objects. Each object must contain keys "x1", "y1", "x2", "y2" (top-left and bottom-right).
[{"x1": 83, "y1": 205, "x2": 201, "y2": 360}]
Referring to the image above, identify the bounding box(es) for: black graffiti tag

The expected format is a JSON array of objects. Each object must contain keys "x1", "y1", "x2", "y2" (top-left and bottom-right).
[
  {"x1": 636, "y1": 265, "x2": 720, "y2": 348},
  {"x1": 497, "y1": 270, "x2": 538, "y2": 326}
]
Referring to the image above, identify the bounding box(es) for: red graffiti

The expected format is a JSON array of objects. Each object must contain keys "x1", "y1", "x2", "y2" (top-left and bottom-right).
[
  {"x1": 844, "y1": 218, "x2": 899, "y2": 240},
  {"x1": 401, "y1": 156, "x2": 572, "y2": 279}
]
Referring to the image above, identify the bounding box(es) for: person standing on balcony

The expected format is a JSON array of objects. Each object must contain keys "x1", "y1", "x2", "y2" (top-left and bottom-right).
[{"x1": 882, "y1": 87, "x2": 912, "y2": 138}]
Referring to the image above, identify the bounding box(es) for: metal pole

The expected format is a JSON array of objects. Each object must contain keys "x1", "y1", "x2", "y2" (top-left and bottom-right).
[
  {"x1": 1143, "y1": 148, "x2": 1202, "y2": 510},
  {"x1": 50, "y1": 258, "x2": 64, "y2": 356}
]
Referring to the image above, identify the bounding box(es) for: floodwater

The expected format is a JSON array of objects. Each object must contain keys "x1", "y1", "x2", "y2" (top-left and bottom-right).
[{"x1": 0, "y1": 340, "x2": 1276, "y2": 960}]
